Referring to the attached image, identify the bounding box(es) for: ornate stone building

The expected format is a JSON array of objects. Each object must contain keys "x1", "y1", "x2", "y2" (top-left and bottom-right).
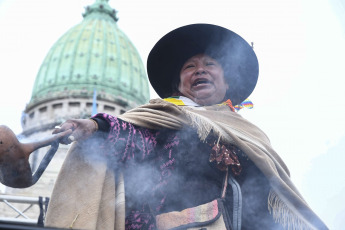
[{"x1": 2, "y1": 0, "x2": 149, "y2": 218}]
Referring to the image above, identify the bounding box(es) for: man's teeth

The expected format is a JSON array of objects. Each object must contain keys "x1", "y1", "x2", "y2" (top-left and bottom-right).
[{"x1": 194, "y1": 80, "x2": 209, "y2": 86}]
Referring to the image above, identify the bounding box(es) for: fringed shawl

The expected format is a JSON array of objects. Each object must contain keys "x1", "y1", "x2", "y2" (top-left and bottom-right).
[{"x1": 45, "y1": 99, "x2": 328, "y2": 230}]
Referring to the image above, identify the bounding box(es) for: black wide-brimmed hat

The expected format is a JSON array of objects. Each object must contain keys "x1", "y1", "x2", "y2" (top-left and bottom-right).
[{"x1": 147, "y1": 23, "x2": 259, "y2": 106}]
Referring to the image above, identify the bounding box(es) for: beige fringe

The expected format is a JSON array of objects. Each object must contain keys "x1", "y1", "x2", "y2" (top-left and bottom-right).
[
  {"x1": 184, "y1": 109, "x2": 231, "y2": 144},
  {"x1": 268, "y1": 191, "x2": 315, "y2": 230},
  {"x1": 184, "y1": 109, "x2": 214, "y2": 141}
]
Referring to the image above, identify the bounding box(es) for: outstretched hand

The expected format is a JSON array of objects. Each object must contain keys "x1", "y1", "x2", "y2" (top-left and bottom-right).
[{"x1": 52, "y1": 119, "x2": 98, "y2": 145}]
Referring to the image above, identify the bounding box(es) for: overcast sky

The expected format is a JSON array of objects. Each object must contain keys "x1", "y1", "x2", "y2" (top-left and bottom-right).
[{"x1": 0, "y1": 0, "x2": 345, "y2": 228}]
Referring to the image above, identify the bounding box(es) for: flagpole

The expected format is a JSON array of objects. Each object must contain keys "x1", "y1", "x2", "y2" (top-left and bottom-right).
[{"x1": 92, "y1": 89, "x2": 97, "y2": 116}]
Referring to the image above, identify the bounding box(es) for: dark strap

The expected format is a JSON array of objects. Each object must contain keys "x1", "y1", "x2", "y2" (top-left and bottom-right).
[
  {"x1": 44, "y1": 197, "x2": 50, "y2": 214},
  {"x1": 44, "y1": 196, "x2": 50, "y2": 224},
  {"x1": 228, "y1": 175, "x2": 242, "y2": 230},
  {"x1": 32, "y1": 141, "x2": 59, "y2": 185},
  {"x1": 37, "y1": 196, "x2": 44, "y2": 226}
]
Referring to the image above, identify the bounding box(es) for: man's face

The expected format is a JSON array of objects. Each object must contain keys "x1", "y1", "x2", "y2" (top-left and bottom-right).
[{"x1": 178, "y1": 54, "x2": 229, "y2": 105}]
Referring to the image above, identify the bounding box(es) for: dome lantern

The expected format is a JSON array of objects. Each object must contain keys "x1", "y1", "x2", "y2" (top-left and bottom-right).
[{"x1": 82, "y1": 0, "x2": 119, "y2": 22}]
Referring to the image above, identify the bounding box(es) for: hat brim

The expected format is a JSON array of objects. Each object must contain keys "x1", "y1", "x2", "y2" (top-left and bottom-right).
[{"x1": 147, "y1": 23, "x2": 259, "y2": 106}]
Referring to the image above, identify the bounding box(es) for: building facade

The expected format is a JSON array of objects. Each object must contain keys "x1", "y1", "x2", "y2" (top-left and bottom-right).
[{"x1": 1, "y1": 0, "x2": 150, "y2": 221}]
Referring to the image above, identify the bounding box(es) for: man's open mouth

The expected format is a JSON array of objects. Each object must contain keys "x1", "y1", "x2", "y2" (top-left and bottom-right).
[{"x1": 192, "y1": 79, "x2": 211, "y2": 87}]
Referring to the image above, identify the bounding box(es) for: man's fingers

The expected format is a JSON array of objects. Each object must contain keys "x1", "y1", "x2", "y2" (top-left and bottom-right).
[
  {"x1": 52, "y1": 121, "x2": 76, "y2": 134},
  {"x1": 56, "y1": 129, "x2": 73, "y2": 138},
  {"x1": 52, "y1": 126, "x2": 62, "y2": 134},
  {"x1": 67, "y1": 128, "x2": 84, "y2": 142},
  {"x1": 68, "y1": 135, "x2": 75, "y2": 142},
  {"x1": 52, "y1": 119, "x2": 95, "y2": 144},
  {"x1": 53, "y1": 129, "x2": 73, "y2": 145}
]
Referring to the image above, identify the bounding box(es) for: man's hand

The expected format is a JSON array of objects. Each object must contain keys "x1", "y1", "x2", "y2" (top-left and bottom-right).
[{"x1": 52, "y1": 119, "x2": 98, "y2": 145}]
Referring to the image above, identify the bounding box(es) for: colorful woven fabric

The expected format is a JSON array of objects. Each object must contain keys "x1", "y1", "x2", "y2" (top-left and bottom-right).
[
  {"x1": 164, "y1": 96, "x2": 236, "y2": 112},
  {"x1": 163, "y1": 97, "x2": 186, "y2": 106},
  {"x1": 163, "y1": 96, "x2": 200, "y2": 106},
  {"x1": 234, "y1": 98, "x2": 254, "y2": 111},
  {"x1": 156, "y1": 199, "x2": 219, "y2": 230}
]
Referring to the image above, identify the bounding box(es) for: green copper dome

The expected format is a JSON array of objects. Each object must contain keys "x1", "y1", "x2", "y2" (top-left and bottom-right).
[{"x1": 27, "y1": 0, "x2": 150, "y2": 110}]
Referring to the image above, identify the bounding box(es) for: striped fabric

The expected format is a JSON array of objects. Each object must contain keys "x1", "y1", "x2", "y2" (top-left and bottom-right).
[
  {"x1": 163, "y1": 96, "x2": 200, "y2": 107},
  {"x1": 156, "y1": 199, "x2": 220, "y2": 230}
]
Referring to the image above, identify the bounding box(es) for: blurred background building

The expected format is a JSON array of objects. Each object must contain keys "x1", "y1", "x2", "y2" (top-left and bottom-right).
[{"x1": 1, "y1": 0, "x2": 149, "y2": 224}]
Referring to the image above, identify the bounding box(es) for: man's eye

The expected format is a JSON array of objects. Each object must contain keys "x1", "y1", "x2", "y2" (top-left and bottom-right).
[
  {"x1": 185, "y1": 64, "x2": 195, "y2": 69},
  {"x1": 206, "y1": 62, "x2": 215, "y2": 66}
]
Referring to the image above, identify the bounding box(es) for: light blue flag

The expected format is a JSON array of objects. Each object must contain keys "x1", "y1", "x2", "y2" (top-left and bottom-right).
[{"x1": 92, "y1": 89, "x2": 97, "y2": 116}]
